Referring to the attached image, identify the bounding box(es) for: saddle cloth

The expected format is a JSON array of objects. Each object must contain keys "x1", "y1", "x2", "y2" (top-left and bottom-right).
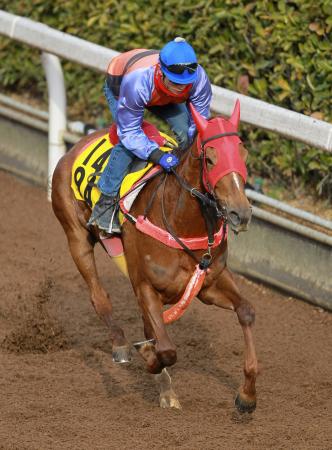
[{"x1": 71, "y1": 121, "x2": 177, "y2": 224}]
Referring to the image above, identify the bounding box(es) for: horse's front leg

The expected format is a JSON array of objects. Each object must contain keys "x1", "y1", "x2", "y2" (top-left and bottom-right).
[
  {"x1": 65, "y1": 225, "x2": 131, "y2": 362},
  {"x1": 137, "y1": 282, "x2": 177, "y2": 369},
  {"x1": 136, "y1": 282, "x2": 181, "y2": 409},
  {"x1": 198, "y1": 268, "x2": 258, "y2": 413}
]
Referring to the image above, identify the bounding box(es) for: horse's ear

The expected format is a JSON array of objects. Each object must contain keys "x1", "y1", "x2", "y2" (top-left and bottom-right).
[
  {"x1": 189, "y1": 103, "x2": 208, "y2": 135},
  {"x1": 229, "y1": 99, "x2": 240, "y2": 130}
]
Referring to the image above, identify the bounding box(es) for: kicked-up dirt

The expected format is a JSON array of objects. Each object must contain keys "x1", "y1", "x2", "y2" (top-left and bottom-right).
[{"x1": 0, "y1": 170, "x2": 331, "y2": 450}]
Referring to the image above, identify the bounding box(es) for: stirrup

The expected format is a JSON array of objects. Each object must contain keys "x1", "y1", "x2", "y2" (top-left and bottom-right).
[
  {"x1": 107, "y1": 206, "x2": 121, "y2": 234},
  {"x1": 87, "y1": 194, "x2": 117, "y2": 230}
]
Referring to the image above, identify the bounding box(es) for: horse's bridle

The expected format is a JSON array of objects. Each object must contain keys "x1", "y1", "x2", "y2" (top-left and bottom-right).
[
  {"x1": 155, "y1": 131, "x2": 243, "y2": 269},
  {"x1": 200, "y1": 131, "x2": 240, "y2": 148},
  {"x1": 171, "y1": 128, "x2": 247, "y2": 265},
  {"x1": 121, "y1": 131, "x2": 243, "y2": 270}
]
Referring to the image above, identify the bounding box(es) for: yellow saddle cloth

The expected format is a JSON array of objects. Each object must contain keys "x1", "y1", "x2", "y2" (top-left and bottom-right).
[{"x1": 71, "y1": 131, "x2": 177, "y2": 216}]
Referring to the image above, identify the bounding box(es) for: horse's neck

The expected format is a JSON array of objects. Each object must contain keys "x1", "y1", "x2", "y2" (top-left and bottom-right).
[
  {"x1": 162, "y1": 142, "x2": 207, "y2": 235},
  {"x1": 176, "y1": 143, "x2": 202, "y2": 194}
]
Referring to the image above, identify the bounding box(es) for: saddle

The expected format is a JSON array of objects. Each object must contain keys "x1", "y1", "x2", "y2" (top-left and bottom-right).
[{"x1": 71, "y1": 121, "x2": 177, "y2": 218}]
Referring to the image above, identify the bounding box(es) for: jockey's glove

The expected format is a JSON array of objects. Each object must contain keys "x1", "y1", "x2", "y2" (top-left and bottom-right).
[{"x1": 149, "y1": 148, "x2": 179, "y2": 172}]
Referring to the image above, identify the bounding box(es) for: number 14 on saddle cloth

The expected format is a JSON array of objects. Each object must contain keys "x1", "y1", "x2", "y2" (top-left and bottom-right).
[{"x1": 71, "y1": 129, "x2": 177, "y2": 222}]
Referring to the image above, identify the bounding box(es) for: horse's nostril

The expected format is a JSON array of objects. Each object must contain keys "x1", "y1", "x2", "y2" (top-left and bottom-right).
[{"x1": 229, "y1": 211, "x2": 241, "y2": 226}]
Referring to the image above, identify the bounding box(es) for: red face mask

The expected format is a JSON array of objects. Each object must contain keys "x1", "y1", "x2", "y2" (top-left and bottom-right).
[
  {"x1": 189, "y1": 101, "x2": 247, "y2": 192},
  {"x1": 154, "y1": 65, "x2": 192, "y2": 97}
]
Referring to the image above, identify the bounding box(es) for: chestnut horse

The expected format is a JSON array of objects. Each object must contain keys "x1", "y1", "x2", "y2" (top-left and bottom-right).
[{"x1": 52, "y1": 101, "x2": 258, "y2": 412}]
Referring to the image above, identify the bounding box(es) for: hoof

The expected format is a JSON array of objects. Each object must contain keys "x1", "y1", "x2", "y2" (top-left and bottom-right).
[
  {"x1": 235, "y1": 393, "x2": 256, "y2": 414},
  {"x1": 160, "y1": 391, "x2": 182, "y2": 410},
  {"x1": 112, "y1": 345, "x2": 132, "y2": 363},
  {"x1": 133, "y1": 339, "x2": 161, "y2": 374},
  {"x1": 133, "y1": 338, "x2": 156, "y2": 351}
]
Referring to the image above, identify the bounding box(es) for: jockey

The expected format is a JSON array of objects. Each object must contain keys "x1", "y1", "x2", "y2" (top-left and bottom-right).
[{"x1": 88, "y1": 37, "x2": 212, "y2": 233}]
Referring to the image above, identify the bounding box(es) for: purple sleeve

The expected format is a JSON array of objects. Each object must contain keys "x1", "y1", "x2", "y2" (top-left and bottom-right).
[
  {"x1": 187, "y1": 66, "x2": 212, "y2": 141},
  {"x1": 116, "y1": 68, "x2": 159, "y2": 160}
]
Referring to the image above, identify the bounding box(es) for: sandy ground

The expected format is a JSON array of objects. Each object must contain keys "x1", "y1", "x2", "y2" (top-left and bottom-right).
[{"x1": 0, "y1": 170, "x2": 331, "y2": 450}]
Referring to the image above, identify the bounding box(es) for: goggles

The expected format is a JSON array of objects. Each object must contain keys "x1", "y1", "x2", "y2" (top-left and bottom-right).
[{"x1": 160, "y1": 60, "x2": 198, "y2": 74}]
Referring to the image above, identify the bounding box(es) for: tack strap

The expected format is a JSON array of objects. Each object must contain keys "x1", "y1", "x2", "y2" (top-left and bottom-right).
[
  {"x1": 201, "y1": 132, "x2": 240, "y2": 149},
  {"x1": 163, "y1": 264, "x2": 207, "y2": 324},
  {"x1": 123, "y1": 49, "x2": 159, "y2": 74},
  {"x1": 120, "y1": 164, "x2": 228, "y2": 324},
  {"x1": 135, "y1": 215, "x2": 226, "y2": 250},
  {"x1": 170, "y1": 168, "x2": 220, "y2": 209}
]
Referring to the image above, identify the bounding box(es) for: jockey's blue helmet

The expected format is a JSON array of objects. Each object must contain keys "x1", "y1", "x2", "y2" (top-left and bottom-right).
[{"x1": 159, "y1": 37, "x2": 198, "y2": 84}]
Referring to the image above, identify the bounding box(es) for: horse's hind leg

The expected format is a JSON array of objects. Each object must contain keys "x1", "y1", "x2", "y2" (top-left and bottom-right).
[
  {"x1": 66, "y1": 225, "x2": 131, "y2": 362},
  {"x1": 52, "y1": 153, "x2": 130, "y2": 361},
  {"x1": 198, "y1": 268, "x2": 258, "y2": 413},
  {"x1": 51, "y1": 179, "x2": 131, "y2": 362}
]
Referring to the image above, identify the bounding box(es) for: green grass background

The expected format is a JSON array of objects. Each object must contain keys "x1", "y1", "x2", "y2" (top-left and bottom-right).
[{"x1": 1, "y1": 0, "x2": 331, "y2": 199}]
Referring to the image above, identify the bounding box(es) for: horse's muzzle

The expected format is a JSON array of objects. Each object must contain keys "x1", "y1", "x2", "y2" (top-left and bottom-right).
[{"x1": 227, "y1": 206, "x2": 252, "y2": 233}]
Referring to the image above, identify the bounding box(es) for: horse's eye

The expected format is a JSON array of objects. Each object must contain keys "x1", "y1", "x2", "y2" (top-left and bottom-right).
[
  {"x1": 205, "y1": 156, "x2": 214, "y2": 170},
  {"x1": 205, "y1": 148, "x2": 217, "y2": 170}
]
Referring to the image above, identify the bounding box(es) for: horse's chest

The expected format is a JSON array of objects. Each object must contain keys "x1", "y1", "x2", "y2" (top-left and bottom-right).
[{"x1": 143, "y1": 254, "x2": 191, "y2": 301}]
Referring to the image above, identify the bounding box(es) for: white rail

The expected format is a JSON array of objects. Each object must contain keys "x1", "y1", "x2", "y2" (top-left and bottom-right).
[
  {"x1": 1, "y1": 9, "x2": 332, "y2": 153},
  {"x1": 41, "y1": 52, "x2": 66, "y2": 200},
  {"x1": 246, "y1": 189, "x2": 332, "y2": 231},
  {"x1": 0, "y1": 10, "x2": 119, "y2": 71}
]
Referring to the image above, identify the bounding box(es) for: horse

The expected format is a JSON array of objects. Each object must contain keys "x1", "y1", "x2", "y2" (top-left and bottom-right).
[{"x1": 51, "y1": 100, "x2": 258, "y2": 412}]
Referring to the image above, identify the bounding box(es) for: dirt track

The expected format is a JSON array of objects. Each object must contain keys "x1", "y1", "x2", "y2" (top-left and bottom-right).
[{"x1": 0, "y1": 170, "x2": 331, "y2": 450}]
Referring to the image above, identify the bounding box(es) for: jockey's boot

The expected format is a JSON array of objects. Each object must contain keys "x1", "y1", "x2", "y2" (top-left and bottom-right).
[{"x1": 87, "y1": 193, "x2": 121, "y2": 234}]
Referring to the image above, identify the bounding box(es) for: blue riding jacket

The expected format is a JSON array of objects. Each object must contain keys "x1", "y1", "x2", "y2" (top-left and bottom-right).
[{"x1": 106, "y1": 50, "x2": 212, "y2": 160}]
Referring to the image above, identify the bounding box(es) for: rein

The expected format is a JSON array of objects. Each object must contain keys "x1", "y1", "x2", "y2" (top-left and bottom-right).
[
  {"x1": 170, "y1": 167, "x2": 223, "y2": 213},
  {"x1": 121, "y1": 130, "x2": 241, "y2": 270},
  {"x1": 148, "y1": 129, "x2": 243, "y2": 266},
  {"x1": 122, "y1": 144, "x2": 229, "y2": 270},
  {"x1": 115, "y1": 130, "x2": 237, "y2": 324},
  {"x1": 160, "y1": 173, "x2": 216, "y2": 269},
  {"x1": 160, "y1": 154, "x2": 228, "y2": 269},
  {"x1": 160, "y1": 175, "x2": 198, "y2": 260},
  {"x1": 165, "y1": 128, "x2": 243, "y2": 264}
]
